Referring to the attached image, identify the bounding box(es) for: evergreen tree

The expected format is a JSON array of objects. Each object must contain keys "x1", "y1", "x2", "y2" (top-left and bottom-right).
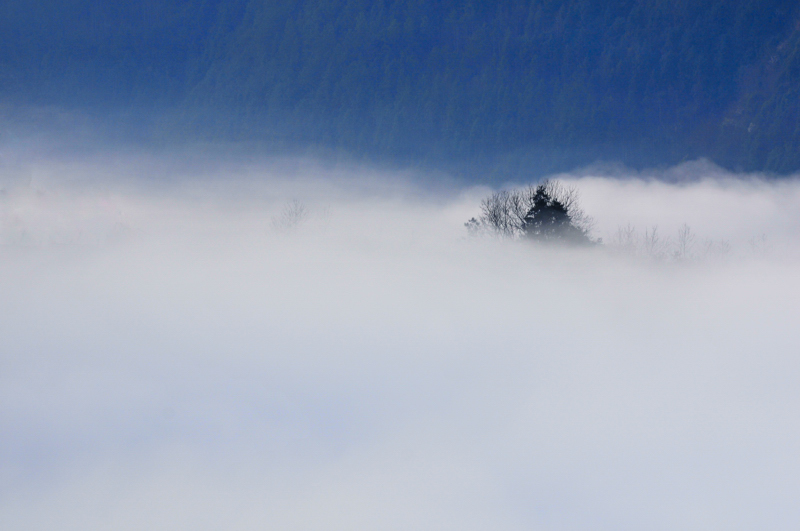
[{"x1": 522, "y1": 184, "x2": 590, "y2": 244}]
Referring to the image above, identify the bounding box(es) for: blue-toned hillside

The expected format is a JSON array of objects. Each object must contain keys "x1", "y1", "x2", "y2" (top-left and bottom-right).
[{"x1": 2, "y1": 0, "x2": 799, "y2": 174}]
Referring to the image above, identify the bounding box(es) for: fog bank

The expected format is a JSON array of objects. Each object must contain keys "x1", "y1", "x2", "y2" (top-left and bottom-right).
[{"x1": 2, "y1": 153, "x2": 800, "y2": 530}]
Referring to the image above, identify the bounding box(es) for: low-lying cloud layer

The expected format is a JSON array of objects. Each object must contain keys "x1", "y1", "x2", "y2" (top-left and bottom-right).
[{"x1": 2, "y1": 152, "x2": 800, "y2": 530}]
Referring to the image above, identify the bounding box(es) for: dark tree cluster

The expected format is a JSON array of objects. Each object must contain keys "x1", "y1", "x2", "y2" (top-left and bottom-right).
[
  {"x1": 466, "y1": 180, "x2": 592, "y2": 245},
  {"x1": 521, "y1": 185, "x2": 590, "y2": 244}
]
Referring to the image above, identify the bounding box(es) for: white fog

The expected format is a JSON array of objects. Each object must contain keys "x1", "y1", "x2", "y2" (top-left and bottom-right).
[{"x1": 1, "y1": 150, "x2": 799, "y2": 530}]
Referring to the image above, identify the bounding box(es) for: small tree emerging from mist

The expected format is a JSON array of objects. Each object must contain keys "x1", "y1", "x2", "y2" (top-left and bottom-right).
[
  {"x1": 643, "y1": 226, "x2": 667, "y2": 259},
  {"x1": 272, "y1": 200, "x2": 308, "y2": 232},
  {"x1": 466, "y1": 179, "x2": 593, "y2": 243},
  {"x1": 521, "y1": 182, "x2": 592, "y2": 244},
  {"x1": 674, "y1": 224, "x2": 696, "y2": 260}
]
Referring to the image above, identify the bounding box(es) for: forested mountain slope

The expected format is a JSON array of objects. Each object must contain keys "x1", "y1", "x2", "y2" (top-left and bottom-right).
[
  {"x1": 714, "y1": 17, "x2": 800, "y2": 172},
  {"x1": 0, "y1": 0, "x2": 238, "y2": 106},
  {"x1": 2, "y1": 0, "x2": 799, "y2": 174}
]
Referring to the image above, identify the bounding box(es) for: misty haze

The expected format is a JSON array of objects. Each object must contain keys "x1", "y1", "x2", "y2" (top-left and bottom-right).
[
  {"x1": 0, "y1": 150, "x2": 799, "y2": 530},
  {"x1": 3, "y1": 1, "x2": 800, "y2": 529}
]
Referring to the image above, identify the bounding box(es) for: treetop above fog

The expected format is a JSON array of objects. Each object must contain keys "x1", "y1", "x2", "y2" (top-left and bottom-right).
[{"x1": 467, "y1": 179, "x2": 593, "y2": 244}]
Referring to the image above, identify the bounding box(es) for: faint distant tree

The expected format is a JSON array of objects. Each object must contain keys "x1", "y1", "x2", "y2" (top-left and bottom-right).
[
  {"x1": 613, "y1": 223, "x2": 638, "y2": 253},
  {"x1": 674, "y1": 223, "x2": 696, "y2": 260},
  {"x1": 643, "y1": 226, "x2": 668, "y2": 259},
  {"x1": 748, "y1": 233, "x2": 769, "y2": 256},
  {"x1": 700, "y1": 238, "x2": 731, "y2": 259},
  {"x1": 464, "y1": 216, "x2": 485, "y2": 237},
  {"x1": 272, "y1": 200, "x2": 308, "y2": 232}
]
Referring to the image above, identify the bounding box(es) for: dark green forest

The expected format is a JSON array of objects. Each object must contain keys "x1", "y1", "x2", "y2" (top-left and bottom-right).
[{"x1": 2, "y1": 0, "x2": 800, "y2": 175}]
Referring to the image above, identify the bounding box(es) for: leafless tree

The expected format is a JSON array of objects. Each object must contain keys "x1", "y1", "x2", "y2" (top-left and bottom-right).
[
  {"x1": 674, "y1": 224, "x2": 696, "y2": 260},
  {"x1": 643, "y1": 226, "x2": 669, "y2": 259},
  {"x1": 612, "y1": 223, "x2": 637, "y2": 252},
  {"x1": 700, "y1": 238, "x2": 731, "y2": 259},
  {"x1": 272, "y1": 200, "x2": 308, "y2": 232}
]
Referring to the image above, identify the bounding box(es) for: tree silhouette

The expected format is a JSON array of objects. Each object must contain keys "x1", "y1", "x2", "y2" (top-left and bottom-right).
[
  {"x1": 522, "y1": 184, "x2": 590, "y2": 244},
  {"x1": 467, "y1": 179, "x2": 593, "y2": 244}
]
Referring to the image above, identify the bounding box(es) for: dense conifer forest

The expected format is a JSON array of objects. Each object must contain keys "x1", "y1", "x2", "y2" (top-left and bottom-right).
[{"x1": 2, "y1": 0, "x2": 799, "y2": 175}]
